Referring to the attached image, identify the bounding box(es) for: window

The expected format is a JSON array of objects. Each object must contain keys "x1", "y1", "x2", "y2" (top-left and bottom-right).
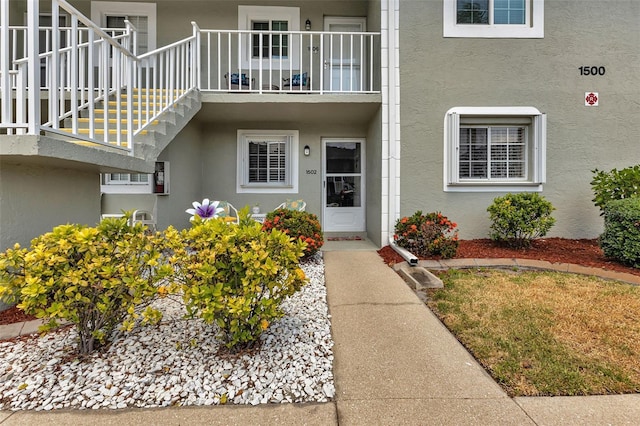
[
  {"x1": 105, "y1": 15, "x2": 149, "y2": 54},
  {"x1": 238, "y1": 6, "x2": 300, "y2": 69},
  {"x1": 105, "y1": 173, "x2": 150, "y2": 184},
  {"x1": 91, "y1": 2, "x2": 157, "y2": 52},
  {"x1": 444, "y1": 107, "x2": 546, "y2": 192},
  {"x1": 237, "y1": 130, "x2": 299, "y2": 194},
  {"x1": 443, "y1": 0, "x2": 544, "y2": 38},
  {"x1": 252, "y1": 20, "x2": 288, "y2": 59}
]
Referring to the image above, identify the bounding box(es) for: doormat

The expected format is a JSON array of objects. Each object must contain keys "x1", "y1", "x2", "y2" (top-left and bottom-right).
[{"x1": 326, "y1": 236, "x2": 363, "y2": 241}]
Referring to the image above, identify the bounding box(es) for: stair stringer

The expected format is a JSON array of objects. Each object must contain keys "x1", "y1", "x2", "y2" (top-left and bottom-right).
[{"x1": 133, "y1": 90, "x2": 202, "y2": 162}]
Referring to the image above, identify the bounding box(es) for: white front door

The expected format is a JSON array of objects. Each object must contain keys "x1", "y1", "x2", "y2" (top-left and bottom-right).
[
  {"x1": 323, "y1": 17, "x2": 366, "y2": 92},
  {"x1": 323, "y1": 138, "x2": 365, "y2": 232}
]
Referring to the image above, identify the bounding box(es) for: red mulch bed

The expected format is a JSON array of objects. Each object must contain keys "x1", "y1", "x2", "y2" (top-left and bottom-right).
[
  {"x1": 0, "y1": 305, "x2": 36, "y2": 326},
  {"x1": 378, "y1": 238, "x2": 640, "y2": 277}
]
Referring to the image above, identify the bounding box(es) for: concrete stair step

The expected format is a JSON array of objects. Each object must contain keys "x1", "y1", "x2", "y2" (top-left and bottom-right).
[
  {"x1": 78, "y1": 117, "x2": 159, "y2": 126},
  {"x1": 107, "y1": 101, "x2": 164, "y2": 108},
  {"x1": 60, "y1": 127, "x2": 148, "y2": 136}
]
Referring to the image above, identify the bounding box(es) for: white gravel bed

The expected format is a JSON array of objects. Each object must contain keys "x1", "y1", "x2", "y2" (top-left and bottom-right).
[{"x1": 0, "y1": 253, "x2": 334, "y2": 411}]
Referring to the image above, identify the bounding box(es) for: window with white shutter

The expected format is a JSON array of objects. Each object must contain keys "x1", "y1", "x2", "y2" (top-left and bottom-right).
[
  {"x1": 444, "y1": 107, "x2": 546, "y2": 192},
  {"x1": 237, "y1": 130, "x2": 299, "y2": 194}
]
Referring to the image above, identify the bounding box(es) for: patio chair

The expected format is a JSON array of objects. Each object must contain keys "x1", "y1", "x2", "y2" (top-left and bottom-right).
[
  {"x1": 224, "y1": 73, "x2": 254, "y2": 91},
  {"x1": 217, "y1": 201, "x2": 239, "y2": 223},
  {"x1": 282, "y1": 72, "x2": 310, "y2": 91},
  {"x1": 130, "y1": 209, "x2": 157, "y2": 232},
  {"x1": 275, "y1": 199, "x2": 306, "y2": 211}
]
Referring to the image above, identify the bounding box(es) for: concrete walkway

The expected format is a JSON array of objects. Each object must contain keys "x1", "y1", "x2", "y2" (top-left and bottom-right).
[{"x1": 1, "y1": 243, "x2": 640, "y2": 425}]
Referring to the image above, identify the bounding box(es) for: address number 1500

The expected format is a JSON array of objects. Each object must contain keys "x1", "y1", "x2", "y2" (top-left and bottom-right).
[{"x1": 579, "y1": 66, "x2": 605, "y2": 76}]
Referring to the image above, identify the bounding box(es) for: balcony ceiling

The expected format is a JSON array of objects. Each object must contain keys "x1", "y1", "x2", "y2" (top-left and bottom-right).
[{"x1": 197, "y1": 94, "x2": 381, "y2": 125}]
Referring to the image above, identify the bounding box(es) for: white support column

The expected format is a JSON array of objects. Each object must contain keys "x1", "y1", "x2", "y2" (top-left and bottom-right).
[
  {"x1": 50, "y1": 0, "x2": 60, "y2": 129},
  {"x1": 1, "y1": 0, "x2": 11, "y2": 132},
  {"x1": 26, "y1": 0, "x2": 40, "y2": 134},
  {"x1": 191, "y1": 22, "x2": 201, "y2": 90},
  {"x1": 382, "y1": 0, "x2": 401, "y2": 245},
  {"x1": 70, "y1": 14, "x2": 79, "y2": 133}
]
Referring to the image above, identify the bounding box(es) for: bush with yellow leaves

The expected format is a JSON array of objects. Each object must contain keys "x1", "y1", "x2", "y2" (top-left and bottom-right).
[
  {"x1": 0, "y1": 215, "x2": 179, "y2": 355},
  {"x1": 170, "y1": 208, "x2": 307, "y2": 350}
]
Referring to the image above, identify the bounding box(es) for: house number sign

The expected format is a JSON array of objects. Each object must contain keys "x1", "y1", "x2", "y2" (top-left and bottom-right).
[{"x1": 578, "y1": 66, "x2": 606, "y2": 76}]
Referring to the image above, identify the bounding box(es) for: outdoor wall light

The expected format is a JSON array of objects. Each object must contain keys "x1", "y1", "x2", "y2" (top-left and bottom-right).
[
  {"x1": 305, "y1": 19, "x2": 311, "y2": 31},
  {"x1": 304, "y1": 145, "x2": 311, "y2": 156}
]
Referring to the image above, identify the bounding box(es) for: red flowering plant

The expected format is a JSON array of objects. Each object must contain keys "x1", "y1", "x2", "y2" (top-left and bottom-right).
[
  {"x1": 262, "y1": 209, "x2": 324, "y2": 258},
  {"x1": 394, "y1": 211, "x2": 459, "y2": 259}
]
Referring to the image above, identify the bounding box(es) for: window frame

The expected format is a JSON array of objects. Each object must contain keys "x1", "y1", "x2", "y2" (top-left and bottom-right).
[
  {"x1": 101, "y1": 172, "x2": 153, "y2": 194},
  {"x1": 91, "y1": 1, "x2": 157, "y2": 51},
  {"x1": 236, "y1": 129, "x2": 299, "y2": 194},
  {"x1": 238, "y1": 5, "x2": 300, "y2": 70},
  {"x1": 443, "y1": 0, "x2": 544, "y2": 38},
  {"x1": 104, "y1": 173, "x2": 150, "y2": 185},
  {"x1": 444, "y1": 107, "x2": 546, "y2": 192}
]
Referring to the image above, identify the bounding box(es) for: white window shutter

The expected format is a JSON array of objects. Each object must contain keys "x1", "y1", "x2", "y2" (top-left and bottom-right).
[
  {"x1": 533, "y1": 113, "x2": 546, "y2": 183},
  {"x1": 448, "y1": 112, "x2": 460, "y2": 184}
]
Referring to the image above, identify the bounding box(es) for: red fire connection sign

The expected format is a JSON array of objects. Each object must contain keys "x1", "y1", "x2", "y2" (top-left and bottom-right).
[{"x1": 585, "y1": 92, "x2": 599, "y2": 106}]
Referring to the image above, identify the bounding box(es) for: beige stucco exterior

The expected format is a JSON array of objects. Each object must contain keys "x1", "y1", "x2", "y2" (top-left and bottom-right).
[
  {"x1": 2, "y1": 0, "x2": 639, "y2": 259},
  {"x1": 399, "y1": 0, "x2": 640, "y2": 239},
  {"x1": 0, "y1": 161, "x2": 101, "y2": 249},
  {"x1": 150, "y1": 97, "x2": 382, "y2": 242}
]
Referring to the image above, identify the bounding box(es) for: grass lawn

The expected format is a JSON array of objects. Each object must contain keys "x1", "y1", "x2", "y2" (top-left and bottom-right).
[{"x1": 427, "y1": 269, "x2": 640, "y2": 397}]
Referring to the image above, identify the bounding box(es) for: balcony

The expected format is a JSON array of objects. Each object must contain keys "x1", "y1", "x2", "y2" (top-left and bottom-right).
[
  {"x1": 196, "y1": 28, "x2": 380, "y2": 95},
  {"x1": 1, "y1": 0, "x2": 381, "y2": 151}
]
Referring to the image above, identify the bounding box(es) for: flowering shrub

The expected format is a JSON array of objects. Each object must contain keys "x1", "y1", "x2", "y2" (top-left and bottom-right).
[
  {"x1": 487, "y1": 193, "x2": 556, "y2": 248},
  {"x1": 185, "y1": 198, "x2": 224, "y2": 221},
  {"x1": 262, "y1": 209, "x2": 324, "y2": 258},
  {"x1": 394, "y1": 211, "x2": 459, "y2": 258},
  {"x1": 0, "y1": 215, "x2": 178, "y2": 354},
  {"x1": 169, "y1": 209, "x2": 307, "y2": 350}
]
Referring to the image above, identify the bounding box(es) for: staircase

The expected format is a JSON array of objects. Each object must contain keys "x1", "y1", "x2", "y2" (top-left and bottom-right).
[
  {"x1": 1, "y1": 0, "x2": 200, "y2": 168},
  {"x1": 60, "y1": 88, "x2": 201, "y2": 162}
]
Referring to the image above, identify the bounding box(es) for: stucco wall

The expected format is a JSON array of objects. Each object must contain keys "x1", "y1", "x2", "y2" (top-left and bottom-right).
[
  {"x1": 0, "y1": 162, "x2": 101, "y2": 251},
  {"x1": 101, "y1": 194, "x2": 157, "y2": 217},
  {"x1": 155, "y1": 0, "x2": 369, "y2": 43},
  {"x1": 156, "y1": 122, "x2": 204, "y2": 231},
  {"x1": 192, "y1": 120, "x2": 370, "y2": 228},
  {"x1": 366, "y1": 106, "x2": 383, "y2": 247},
  {"x1": 399, "y1": 0, "x2": 640, "y2": 239}
]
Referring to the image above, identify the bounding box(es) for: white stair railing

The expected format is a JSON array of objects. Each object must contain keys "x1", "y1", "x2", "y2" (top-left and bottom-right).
[
  {"x1": 1, "y1": 0, "x2": 197, "y2": 155},
  {"x1": 131, "y1": 23, "x2": 198, "y2": 135}
]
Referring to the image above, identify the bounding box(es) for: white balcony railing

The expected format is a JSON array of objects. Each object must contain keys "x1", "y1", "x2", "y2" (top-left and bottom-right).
[{"x1": 198, "y1": 29, "x2": 380, "y2": 93}]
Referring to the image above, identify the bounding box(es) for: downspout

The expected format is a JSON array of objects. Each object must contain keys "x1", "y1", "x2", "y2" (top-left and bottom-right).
[{"x1": 384, "y1": 0, "x2": 417, "y2": 266}]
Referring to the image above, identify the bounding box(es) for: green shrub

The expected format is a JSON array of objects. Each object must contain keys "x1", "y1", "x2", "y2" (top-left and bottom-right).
[
  {"x1": 173, "y1": 209, "x2": 307, "y2": 350},
  {"x1": 394, "y1": 211, "x2": 459, "y2": 258},
  {"x1": 487, "y1": 193, "x2": 556, "y2": 248},
  {"x1": 262, "y1": 208, "x2": 324, "y2": 258},
  {"x1": 0, "y1": 216, "x2": 177, "y2": 354},
  {"x1": 599, "y1": 198, "x2": 640, "y2": 268},
  {"x1": 591, "y1": 165, "x2": 640, "y2": 214}
]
